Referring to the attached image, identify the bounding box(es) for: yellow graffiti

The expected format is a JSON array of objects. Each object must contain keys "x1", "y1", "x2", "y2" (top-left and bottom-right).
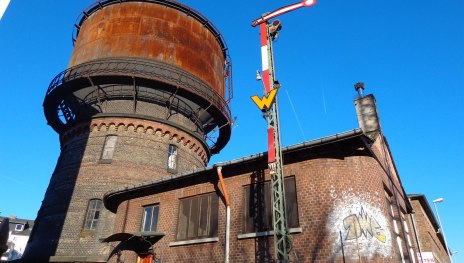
[
  {"x1": 251, "y1": 89, "x2": 279, "y2": 111},
  {"x1": 371, "y1": 216, "x2": 387, "y2": 243},
  {"x1": 344, "y1": 215, "x2": 361, "y2": 240},
  {"x1": 343, "y1": 207, "x2": 386, "y2": 243}
]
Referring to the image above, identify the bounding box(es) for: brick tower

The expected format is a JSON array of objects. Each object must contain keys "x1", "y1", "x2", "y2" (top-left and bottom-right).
[{"x1": 23, "y1": 0, "x2": 232, "y2": 261}]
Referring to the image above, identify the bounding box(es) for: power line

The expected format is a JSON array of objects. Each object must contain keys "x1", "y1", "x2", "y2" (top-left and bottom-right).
[{"x1": 285, "y1": 89, "x2": 307, "y2": 141}]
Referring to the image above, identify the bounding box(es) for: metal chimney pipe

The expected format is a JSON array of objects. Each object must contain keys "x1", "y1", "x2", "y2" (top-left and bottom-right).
[{"x1": 354, "y1": 82, "x2": 365, "y2": 98}]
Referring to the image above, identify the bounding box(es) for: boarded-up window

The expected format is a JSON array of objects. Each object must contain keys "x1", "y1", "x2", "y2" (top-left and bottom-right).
[
  {"x1": 176, "y1": 193, "x2": 218, "y2": 241},
  {"x1": 84, "y1": 199, "x2": 102, "y2": 230},
  {"x1": 100, "y1": 135, "x2": 118, "y2": 162},
  {"x1": 244, "y1": 176, "x2": 299, "y2": 233},
  {"x1": 141, "y1": 205, "x2": 159, "y2": 232}
]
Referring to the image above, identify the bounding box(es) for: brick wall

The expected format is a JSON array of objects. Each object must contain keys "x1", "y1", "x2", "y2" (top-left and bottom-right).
[
  {"x1": 408, "y1": 197, "x2": 451, "y2": 262},
  {"x1": 111, "y1": 137, "x2": 413, "y2": 262},
  {"x1": 24, "y1": 117, "x2": 207, "y2": 262}
]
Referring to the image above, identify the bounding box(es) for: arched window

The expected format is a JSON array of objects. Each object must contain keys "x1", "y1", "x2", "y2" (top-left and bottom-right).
[{"x1": 84, "y1": 199, "x2": 102, "y2": 230}]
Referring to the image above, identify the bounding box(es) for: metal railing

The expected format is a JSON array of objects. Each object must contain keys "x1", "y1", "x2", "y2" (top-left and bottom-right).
[
  {"x1": 45, "y1": 58, "x2": 232, "y2": 125},
  {"x1": 81, "y1": 84, "x2": 206, "y2": 135}
]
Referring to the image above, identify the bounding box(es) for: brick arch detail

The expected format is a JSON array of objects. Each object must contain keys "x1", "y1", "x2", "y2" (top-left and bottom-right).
[{"x1": 61, "y1": 118, "x2": 209, "y2": 164}]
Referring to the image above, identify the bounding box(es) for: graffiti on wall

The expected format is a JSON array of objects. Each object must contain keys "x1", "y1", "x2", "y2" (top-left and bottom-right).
[
  {"x1": 343, "y1": 206, "x2": 386, "y2": 243},
  {"x1": 326, "y1": 186, "x2": 392, "y2": 260}
]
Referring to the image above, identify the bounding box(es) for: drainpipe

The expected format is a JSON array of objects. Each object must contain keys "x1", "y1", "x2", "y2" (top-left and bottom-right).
[{"x1": 216, "y1": 166, "x2": 230, "y2": 263}]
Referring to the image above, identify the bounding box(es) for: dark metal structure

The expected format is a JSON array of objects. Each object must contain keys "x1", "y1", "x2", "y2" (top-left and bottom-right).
[
  {"x1": 0, "y1": 218, "x2": 9, "y2": 256},
  {"x1": 102, "y1": 231, "x2": 165, "y2": 260}
]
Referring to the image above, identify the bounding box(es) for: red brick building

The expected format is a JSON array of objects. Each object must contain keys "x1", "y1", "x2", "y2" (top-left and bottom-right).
[
  {"x1": 408, "y1": 194, "x2": 452, "y2": 263},
  {"x1": 22, "y1": 0, "x2": 433, "y2": 262},
  {"x1": 99, "y1": 94, "x2": 419, "y2": 263}
]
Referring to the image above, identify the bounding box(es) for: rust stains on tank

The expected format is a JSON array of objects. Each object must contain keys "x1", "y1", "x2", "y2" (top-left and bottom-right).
[{"x1": 69, "y1": 2, "x2": 226, "y2": 98}]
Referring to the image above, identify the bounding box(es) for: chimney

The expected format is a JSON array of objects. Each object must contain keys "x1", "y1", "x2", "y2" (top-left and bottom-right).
[{"x1": 353, "y1": 83, "x2": 381, "y2": 139}]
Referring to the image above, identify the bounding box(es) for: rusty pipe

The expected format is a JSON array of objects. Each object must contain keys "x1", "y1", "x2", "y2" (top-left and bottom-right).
[{"x1": 216, "y1": 166, "x2": 230, "y2": 263}]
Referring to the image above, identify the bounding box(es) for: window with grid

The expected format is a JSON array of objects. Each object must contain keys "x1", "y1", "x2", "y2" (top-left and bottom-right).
[
  {"x1": 167, "y1": 144, "x2": 178, "y2": 172},
  {"x1": 243, "y1": 176, "x2": 299, "y2": 233},
  {"x1": 141, "y1": 205, "x2": 160, "y2": 232},
  {"x1": 176, "y1": 193, "x2": 218, "y2": 241},
  {"x1": 100, "y1": 135, "x2": 118, "y2": 163},
  {"x1": 84, "y1": 199, "x2": 102, "y2": 230}
]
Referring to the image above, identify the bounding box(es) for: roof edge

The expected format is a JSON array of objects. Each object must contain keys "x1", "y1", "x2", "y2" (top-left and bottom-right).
[
  {"x1": 408, "y1": 194, "x2": 449, "y2": 251},
  {"x1": 103, "y1": 128, "x2": 365, "y2": 212}
]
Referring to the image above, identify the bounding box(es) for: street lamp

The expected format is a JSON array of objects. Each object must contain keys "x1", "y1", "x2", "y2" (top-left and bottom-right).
[{"x1": 433, "y1": 198, "x2": 453, "y2": 263}]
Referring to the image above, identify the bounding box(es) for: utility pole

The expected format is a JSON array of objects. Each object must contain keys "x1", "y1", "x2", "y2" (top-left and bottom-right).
[{"x1": 251, "y1": 1, "x2": 317, "y2": 261}]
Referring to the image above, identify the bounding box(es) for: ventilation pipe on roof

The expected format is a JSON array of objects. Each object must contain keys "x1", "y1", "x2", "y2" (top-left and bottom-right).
[
  {"x1": 354, "y1": 82, "x2": 364, "y2": 98},
  {"x1": 216, "y1": 166, "x2": 230, "y2": 263}
]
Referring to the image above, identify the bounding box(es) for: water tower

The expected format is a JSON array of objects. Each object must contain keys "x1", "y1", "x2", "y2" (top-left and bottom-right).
[{"x1": 23, "y1": 0, "x2": 232, "y2": 261}]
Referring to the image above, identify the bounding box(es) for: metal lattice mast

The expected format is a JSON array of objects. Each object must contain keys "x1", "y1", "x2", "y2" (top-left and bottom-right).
[
  {"x1": 262, "y1": 21, "x2": 289, "y2": 261},
  {"x1": 251, "y1": 1, "x2": 317, "y2": 261}
]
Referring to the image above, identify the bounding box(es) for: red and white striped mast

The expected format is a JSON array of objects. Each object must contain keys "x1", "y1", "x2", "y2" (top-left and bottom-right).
[{"x1": 251, "y1": 1, "x2": 317, "y2": 261}]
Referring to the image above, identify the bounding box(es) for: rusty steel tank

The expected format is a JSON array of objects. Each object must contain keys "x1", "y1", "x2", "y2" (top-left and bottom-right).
[
  {"x1": 24, "y1": 0, "x2": 232, "y2": 261},
  {"x1": 44, "y1": 0, "x2": 232, "y2": 155}
]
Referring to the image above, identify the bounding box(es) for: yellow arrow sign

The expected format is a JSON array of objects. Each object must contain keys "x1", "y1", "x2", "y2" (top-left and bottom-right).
[{"x1": 251, "y1": 89, "x2": 279, "y2": 111}]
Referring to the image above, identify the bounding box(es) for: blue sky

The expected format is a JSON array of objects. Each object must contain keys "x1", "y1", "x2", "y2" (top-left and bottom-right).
[{"x1": 0, "y1": 0, "x2": 462, "y2": 261}]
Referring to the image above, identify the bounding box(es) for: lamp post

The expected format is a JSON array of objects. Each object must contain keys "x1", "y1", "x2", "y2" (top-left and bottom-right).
[{"x1": 433, "y1": 198, "x2": 453, "y2": 263}]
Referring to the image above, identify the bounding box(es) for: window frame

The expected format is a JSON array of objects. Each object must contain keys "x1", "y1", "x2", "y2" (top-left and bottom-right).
[
  {"x1": 242, "y1": 176, "x2": 299, "y2": 234},
  {"x1": 167, "y1": 144, "x2": 178, "y2": 172},
  {"x1": 175, "y1": 192, "x2": 218, "y2": 242},
  {"x1": 15, "y1": 224, "x2": 24, "y2": 231},
  {"x1": 141, "y1": 204, "x2": 160, "y2": 232},
  {"x1": 83, "y1": 199, "x2": 103, "y2": 231},
  {"x1": 100, "y1": 135, "x2": 118, "y2": 164},
  {"x1": 385, "y1": 192, "x2": 406, "y2": 263}
]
